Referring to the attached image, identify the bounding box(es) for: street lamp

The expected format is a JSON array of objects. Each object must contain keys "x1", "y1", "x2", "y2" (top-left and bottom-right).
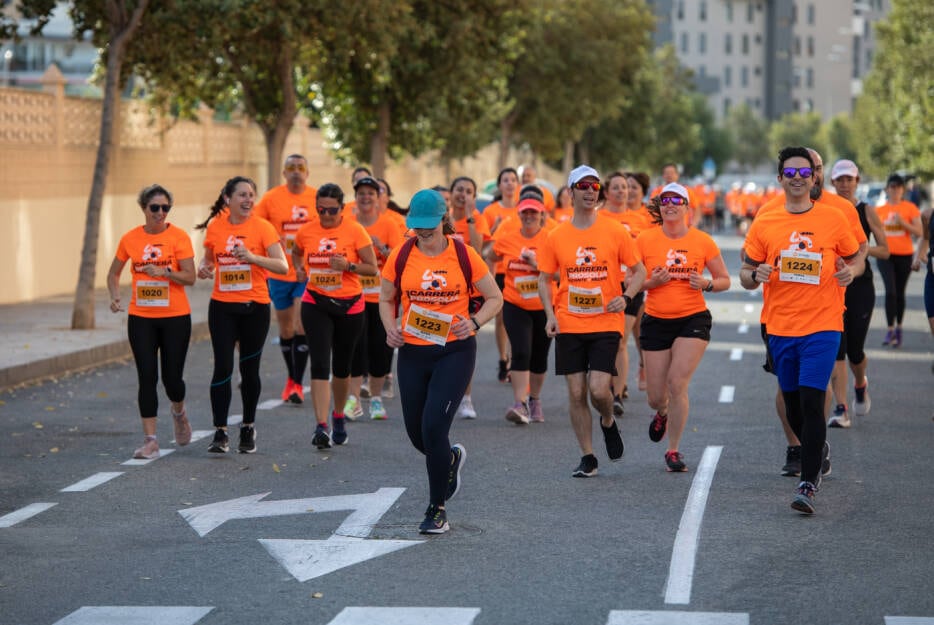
[{"x1": 2, "y1": 49, "x2": 12, "y2": 87}]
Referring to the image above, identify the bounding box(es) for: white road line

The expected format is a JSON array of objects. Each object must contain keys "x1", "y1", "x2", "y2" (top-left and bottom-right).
[
  {"x1": 664, "y1": 445, "x2": 723, "y2": 605},
  {"x1": 885, "y1": 618, "x2": 934, "y2": 624},
  {"x1": 0, "y1": 502, "x2": 57, "y2": 528},
  {"x1": 51, "y1": 606, "x2": 213, "y2": 625},
  {"x1": 327, "y1": 607, "x2": 481, "y2": 625},
  {"x1": 737, "y1": 323, "x2": 749, "y2": 334},
  {"x1": 608, "y1": 610, "x2": 748, "y2": 625},
  {"x1": 229, "y1": 413, "x2": 243, "y2": 426},
  {"x1": 60, "y1": 472, "x2": 123, "y2": 492},
  {"x1": 718, "y1": 386, "x2": 735, "y2": 403},
  {"x1": 189, "y1": 430, "x2": 214, "y2": 443},
  {"x1": 122, "y1": 449, "x2": 175, "y2": 466},
  {"x1": 729, "y1": 348, "x2": 743, "y2": 361},
  {"x1": 743, "y1": 304, "x2": 754, "y2": 313},
  {"x1": 258, "y1": 399, "x2": 283, "y2": 410}
]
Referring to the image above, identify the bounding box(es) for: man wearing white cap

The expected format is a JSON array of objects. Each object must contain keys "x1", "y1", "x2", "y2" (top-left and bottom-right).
[
  {"x1": 827, "y1": 159, "x2": 889, "y2": 426},
  {"x1": 538, "y1": 165, "x2": 646, "y2": 477}
]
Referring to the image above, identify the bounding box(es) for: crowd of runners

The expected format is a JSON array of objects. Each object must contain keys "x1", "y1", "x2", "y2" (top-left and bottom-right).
[{"x1": 106, "y1": 147, "x2": 932, "y2": 532}]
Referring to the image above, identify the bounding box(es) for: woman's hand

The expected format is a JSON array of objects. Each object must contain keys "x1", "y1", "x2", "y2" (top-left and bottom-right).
[{"x1": 385, "y1": 326, "x2": 405, "y2": 348}]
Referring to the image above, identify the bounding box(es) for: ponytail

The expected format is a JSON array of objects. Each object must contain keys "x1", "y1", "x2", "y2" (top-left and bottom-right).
[{"x1": 196, "y1": 175, "x2": 257, "y2": 230}]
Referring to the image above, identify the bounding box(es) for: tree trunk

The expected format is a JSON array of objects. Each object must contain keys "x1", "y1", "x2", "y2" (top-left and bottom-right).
[
  {"x1": 263, "y1": 43, "x2": 298, "y2": 188},
  {"x1": 562, "y1": 140, "x2": 574, "y2": 176},
  {"x1": 369, "y1": 100, "x2": 390, "y2": 179},
  {"x1": 71, "y1": 0, "x2": 150, "y2": 330}
]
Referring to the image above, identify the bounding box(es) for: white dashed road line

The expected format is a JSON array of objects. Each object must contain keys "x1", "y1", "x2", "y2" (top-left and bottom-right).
[
  {"x1": 729, "y1": 348, "x2": 743, "y2": 361},
  {"x1": 51, "y1": 606, "x2": 213, "y2": 625},
  {"x1": 327, "y1": 607, "x2": 482, "y2": 625},
  {"x1": 60, "y1": 472, "x2": 123, "y2": 492},
  {"x1": 0, "y1": 502, "x2": 58, "y2": 528},
  {"x1": 122, "y1": 449, "x2": 175, "y2": 466},
  {"x1": 718, "y1": 386, "x2": 735, "y2": 403},
  {"x1": 607, "y1": 610, "x2": 748, "y2": 624}
]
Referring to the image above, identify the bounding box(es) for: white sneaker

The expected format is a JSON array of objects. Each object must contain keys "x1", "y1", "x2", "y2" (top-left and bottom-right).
[
  {"x1": 852, "y1": 380, "x2": 871, "y2": 416},
  {"x1": 828, "y1": 404, "x2": 851, "y2": 429},
  {"x1": 359, "y1": 378, "x2": 371, "y2": 398},
  {"x1": 458, "y1": 396, "x2": 477, "y2": 419},
  {"x1": 344, "y1": 394, "x2": 364, "y2": 421},
  {"x1": 370, "y1": 396, "x2": 388, "y2": 420},
  {"x1": 383, "y1": 373, "x2": 395, "y2": 399}
]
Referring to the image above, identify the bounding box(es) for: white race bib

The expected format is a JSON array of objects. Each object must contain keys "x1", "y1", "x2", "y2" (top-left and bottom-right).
[
  {"x1": 360, "y1": 274, "x2": 380, "y2": 295},
  {"x1": 779, "y1": 249, "x2": 821, "y2": 285},
  {"x1": 568, "y1": 285, "x2": 604, "y2": 314},
  {"x1": 219, "y1": 264, "x2": 251, "y2": 292},
  {"x1": 136, "y1": 279, "x2": 170, "y2": 307},
  {"x1": 308, "y1": 268, "x2": 343, "y2": 292},
  {"x1": 514, "y1": 275, "x2": 539, "y2": 299}
]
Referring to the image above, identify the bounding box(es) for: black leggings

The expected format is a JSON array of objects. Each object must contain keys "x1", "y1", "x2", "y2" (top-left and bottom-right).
[
  {"x1": 127, "y1": 314, "x2": 191, "y2": 418},
  {"x1": 877, "y1": 254, "x2": 913, "y2": 326},
  {"x1": 838, "y1": 277, "x2": 874, "y2": 364},
  {"x1": 350, "y1": 302, "x2": 395, "y2": 378},
  {"x1": 398, "y1": 336, "x2": 476, "y2": 506},
  {"x1": 208, "y1": 300, "x2": 270, "y2": 428},
  {"x1": 782, "y1": 386, "x2": 826, "y2": 484},
  {"x1": 301, "y1": 299, "x2": 364, "y2": 380},
  {"x1": 502, "y1": 301, "x2": 551, "y2": 373}
]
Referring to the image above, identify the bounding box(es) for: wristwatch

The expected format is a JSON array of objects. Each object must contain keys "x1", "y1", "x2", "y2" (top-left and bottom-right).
[
  {"x1": 470, "y1": 316, "x2": 481, "y2": 331},
  {"x1": 466, "y1": 217, "x2": 475, "y2": 224},
  {"x1": 704, "y1": 279, "x2": 714, "y2": 292},
  {"x1": 749, "y1": 270, "x2": 758, "y2": 284},
  {"x1": 348, "y1": 262, "x2": 357, "y2": 273}
]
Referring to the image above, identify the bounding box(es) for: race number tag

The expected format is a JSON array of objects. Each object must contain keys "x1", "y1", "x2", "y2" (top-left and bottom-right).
[
  {"x1": 219, "y1": 264, "x2": 251, "y2": 292},
  {"x1": 568, "y1": 285, "x2": 604, "y2": 314},
  {"x1": 308, "y1": 268, "x2": 343, "y2": 291},
  {"x1": 360, "y1": 274, "x2": 380, "y2": 295},
  {"x1": 514, "y1": 275, "x2": 539, "y2": 299},
  {"x1": 779, "y1": 249, "x2": 821, "y2": 285},
  {"x1": 136, "y1": 280, "x2": 169, "y2": 307},
  {"x1": 404, "y1": 304, "x2": 453, "y2": 346}
]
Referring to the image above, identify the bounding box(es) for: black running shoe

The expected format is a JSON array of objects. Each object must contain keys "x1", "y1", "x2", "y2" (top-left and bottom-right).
[
  {"x1": 208, "y1": 429, "x2": 229, "y2": 453},
  {"x1": 601, "y1": 420, "x2": 624, "y2": 461},
  {"x1": 445, "y1": 444, "x2": 466, "y2": 501},
  {"x1": 821, "y1": 440, "x2": 831, "y2": 477},
  {"x1": 791, "y1": 481, "x2": 817, "y2": 514},
  {"x1": 238, "y1": 425, "x2": 256, "y2": 454},
  {"x1": 665, "y1": 450, "x2": 687, "y2": 472},
  {"x1": 781, "y1": 445, "x2": 801, "y2": 476},
  {"x1": 332, "y1": 415, "x2": 348, "y2": 445},
  {"x1": 312, "y1": 423, "x2": 331, "y2": 449},
  {"x1": 572, "y1": 454, "x2": 599, "y2": 477},
  {"x1": 418, "y1": 505, "x2": 449, "y2": 534},
  {"x1": 649, "y1": 412, "x2": 668, "y2": 442},
  {"x1": 613, "y1": 395, "x2": 624, "y2": 417}
]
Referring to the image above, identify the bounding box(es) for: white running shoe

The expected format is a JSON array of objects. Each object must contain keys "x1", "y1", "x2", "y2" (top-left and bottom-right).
[
  {"x1": 852, "y1": 379, "x2": 871, "y2": 416},
  {"x1": 383, "y1": 373, "x2": 395, "y2": 399},
  {"x1": 458, "y1": 395, "x2": 477, "y2": 419},
  {"x1": 344, "y1": 394, "x2": 364, "y2": 421}
]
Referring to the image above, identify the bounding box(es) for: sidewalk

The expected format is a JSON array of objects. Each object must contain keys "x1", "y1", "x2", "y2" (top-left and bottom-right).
[{"x1": 0, "y1": 282, "x2": 213, "y2": 391}]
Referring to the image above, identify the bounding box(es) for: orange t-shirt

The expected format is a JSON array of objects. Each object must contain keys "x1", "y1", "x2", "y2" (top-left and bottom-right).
[
  {"x1": 492, "y1": 226, "x2": 552, "y2": 311},
  {"x1": 383, "y1": 209, "x2": 408, "y2": 235},
  {"x1": 294, "y1": 217, "x2": 373, "y2": 299},
  {"x1": 876, "y1": 201, "x2": 921, "y2": 255},
  {"x1": 491, "y1": 214, "x2": 557, "y2": 274},
  {"x1": 115, "y1": 224, "x2": 194, "y2": 318},
  {"x1": 253, "y1": 184, "x2": 317, "y2": 281},
  {"x1": 483, "y1": 201, "x2": 518, "y2": 233},
  {"x1": 636, "y1": 227, "x2": 721, "y2": 319},
  {"x1": 744, "y1": 206, "x2": 859, "y2": 337},
  {"x1": 451, "y1": 209, "x2": 492, "y2": 250},
  {"x1": 351, "y1": 212, "x2": 405, "y2": 303},
  {"x1": 203, "y1": 214, "x2": 281, "y2": 304},
  {"x1": 758, "y1": 192, "x2": 868, "y2": 246},
  {"x1": 553, "y1": 206, "x2": 574, "y2": 223},
  {"x1": 600, "y1": 209, "x2": 650, "y2": 239},
  {"x1": 382, "y1": 237, "x2": 490, "y2": 346},
  {"x1": 537, "y1": 218, "x2": 641, "y2": 335}
]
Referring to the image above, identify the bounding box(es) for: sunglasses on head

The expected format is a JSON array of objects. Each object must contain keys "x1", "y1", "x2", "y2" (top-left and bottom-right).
[
  {"x1": 782, "y1": 167, "x2": 814, "y2": 179},
  {"x1": 148, "y1": 204, "x2": 171, "y2": 213},
  {"x1": 285, "y1": 164, "x2": 307, "y2": 173},
  {"x1": 317, "y1": 205, "x2": 341, "y2": 215},
  {"x1": 659, "y1": 196, "x2": 686, "y2": 206},
  {"x1": 573, "y1": 181, "x2": 602, "y2": 191}
]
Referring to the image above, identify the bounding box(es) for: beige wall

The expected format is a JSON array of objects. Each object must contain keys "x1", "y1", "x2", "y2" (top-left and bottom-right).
[{"x1": 0, "y1": 75, "x2": 560, "y2": 305}]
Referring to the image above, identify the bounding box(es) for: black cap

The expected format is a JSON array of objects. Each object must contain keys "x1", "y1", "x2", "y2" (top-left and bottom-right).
[
  {"x1": 886, "y1": 173, "x2": 905, "y2": 187},
  {"x1": 354, "y1": 176, "x2": 381, "y2": 192}
]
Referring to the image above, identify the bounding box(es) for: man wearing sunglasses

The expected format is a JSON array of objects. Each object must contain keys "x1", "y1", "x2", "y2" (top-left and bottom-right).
[
  {"x1": 254, "y1": 154, "x2": 318, "y2": 406},
  {"x1": 538, "y1": 165, "x2": 646, "y2": 478},
  {"x1": 741, "y1": 146, "x2": 860, "y2": 515}
]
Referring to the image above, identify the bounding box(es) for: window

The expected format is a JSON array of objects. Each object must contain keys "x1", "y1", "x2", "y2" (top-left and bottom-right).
[
  {"x1": 700, "y1": 1, "x2": 707, "y2": 21},
  {"x1": 792, "y1": 4, "x2": 797, "y2": 24},
  {"x1": 807, "y1": 36, "x2": 815, "y2": 57},
  {"x1": 806, "y1": 67, "x2": 814, "y2": 88},
  {"x1": 725, "y1": 33, "x2": 733, "y2": 54},
  {"x1": 754, "y1": 66, "x2": 762, "y2": 76},
  {"x1": 806, "y1": 98, "x2": 814, "y2": 111},
  {"x1": 724, "y1": 98, "x2": 732, "y2": 117},
  {"x1": 794, "y1": 36, "x2": 801, "y2": 56},
  {"x1": 698, "y1": 65, "x2": 707, "y2": 77},
  {"x1": 742, "y1": 34, "x2": 749, "y2": 55},
  {"x1": 741, "y1": 66, "x2": 749, "y2": 87},
  {"x1": 724, "y1": 66, "x2": 732, "y2": 86},
  {"x1": 747, "y1": 2, "x2": 754, "y2": 22},
  {"x1": 793, "y1": 99, "x2": 800, "y2": 111},
  {"x1": 754, "y1": 98, "x2": 761, "y2": 109},
  {"x1": 726, "y1": 1, "x2": 733, "y2": 22},
  {"x1": 699, "y1": 33, "x2": 707, "y2": 54},
  {"x1": 677, "y1": 0, "x2": 684, "y2": 20},
  {"x1": 681, "y1": 32, "x2": 689, "y2": 54},
  {"x1": 807, "y1": 4, "x2": 815, "y2": 25}
]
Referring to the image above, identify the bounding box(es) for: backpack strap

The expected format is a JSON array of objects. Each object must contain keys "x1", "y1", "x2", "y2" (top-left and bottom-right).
[
  {"x1": 451, "y1": 237, "x2": 475, "y2": 297},
  {"x1": 392, "y1": 237, "x2": 418, "y2": 316},
  {"x1": 392, "y1": 236, "x2": 476, "y2": 317}
]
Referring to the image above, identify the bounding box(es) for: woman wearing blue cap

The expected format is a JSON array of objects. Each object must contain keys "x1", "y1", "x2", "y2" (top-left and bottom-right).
[{"x1": 379, "y1": 189, "x2": 503, "y2": 534}]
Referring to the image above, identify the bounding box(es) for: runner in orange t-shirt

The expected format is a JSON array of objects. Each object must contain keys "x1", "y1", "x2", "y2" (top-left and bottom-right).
[
  {"x1": 626, "y1": 171, "x2": 653, "y2": 393},
  {"x1": 107, "y1": 183, "x2": 196, "y2": 460},
  {"x1": 379, "y1": 189, "x2": 503, "y2": 534},
  {"x1": 196, "y1": 176, "x2": 289, "y2": 455},
  {"x1": 538, "y1": 165, "x2": 646, "y2": 478},
  {"x1": 519, "y1": 163, "x2": 556, "y2": 212},
  {"x1": 254, "y1": 154, "x2": 318, "y2": 405},
  {"x1": 489, "y1": 196, "x2": 554, "y2": 424},
  {"x1": 636, "y1": 183, "x2": 730, "y2": 472},
  {"x1": 552, "y1": 185, "x2": 574, "y2": 223},
  {"x1": 741, "y1": 147, "x2": 860, "y2": 515},
  {"x1": 293, "y1": 183, "x2": 378, "y2": 449}
]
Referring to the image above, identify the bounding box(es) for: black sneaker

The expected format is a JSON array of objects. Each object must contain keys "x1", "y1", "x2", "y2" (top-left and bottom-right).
[
  {"x1": 332, "y1": 415, "x2": 348, "y2": 445},
  {"x1": 613, "y1": 395, "x2": 624, "y2": 417},
  {"x1": 791, "y1": 481, "x2": 817, "y2": 514},
  {"x1": 572, "y1": 454, "x2": 599, "y2": 478},
  {"x1": 649, "y1": 411, "x2": 668, "y2": 442},
  {"x1": 601, "y1": 420, "x2": 624, "y2": 461},
  {"x1": 208, "y1": 429, "x2": 229, "y2": 453},
  {"x1": 665, "y1": 450, "x2": 687, "y2": 472},
  {"x1": 418, "y1": 505, "x2": 449, "y2": 534},
  {"x1": 445, "y1": 444, "x2": 466, "y2": 501},
  {"x1": 312, "y1": 423, "x2": 331, "y2": 449},
  {"x1": 821, "y1": 440, "x2": 831, "y2": 477},
  {"x1": 781, "y1": 445, "x2": 801, "y2": 477},
  {"x1": 238, "y1": 425, "x2": 256, "y2": 454}
]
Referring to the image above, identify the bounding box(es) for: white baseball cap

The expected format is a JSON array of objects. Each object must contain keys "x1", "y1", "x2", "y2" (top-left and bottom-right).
[
  {"x1": 830, "y1": 159, "x2": 859, "y2": 180},
  {"x1": 568, "y1": 165, "x2": 600, "y2": 188},
  {"x1": 661, "y1": 182, "x2": 690, "y2": 201}
]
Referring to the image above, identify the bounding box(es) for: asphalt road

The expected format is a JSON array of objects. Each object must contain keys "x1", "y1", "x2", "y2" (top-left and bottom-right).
[{"x1": 2, "y1": 239, "x2": 932, "y2": 625}]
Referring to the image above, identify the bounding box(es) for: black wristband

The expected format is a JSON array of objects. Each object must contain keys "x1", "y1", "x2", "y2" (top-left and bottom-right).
[
  {"x1": 750, "y1": 271, "x2": 758, "y2": 284},
  {"x1": 622, "y1": 294, "x2": 632, "y2": 307},
  {"x1": 470, "y1": 316, "x2": 481, "y2": 331},
  {"x1": 704, "y1": 279, "x2": 714, "y2": 292}
]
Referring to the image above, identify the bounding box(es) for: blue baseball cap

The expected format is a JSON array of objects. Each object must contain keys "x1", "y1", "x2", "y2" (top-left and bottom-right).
[{"x1": 406, "y1": 189, "x2": 448, "y2": 229}]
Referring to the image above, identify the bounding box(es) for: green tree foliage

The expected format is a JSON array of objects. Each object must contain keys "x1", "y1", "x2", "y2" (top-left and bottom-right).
[
  {"x1": 725, "y1": 104, "x2": 770, "y2": 172},
  {"x1": 825, "y1": 114, "x2": 858, "y2": 163},
  {"x1": 683, "y1": 93, "x2": 734, "y2": 178},
  {"x1": 855, "y1": 0, "x2": 934, "y2": 178},
  {"x1": 768, "y1": 111, "x2": 828, "y2": 162}
]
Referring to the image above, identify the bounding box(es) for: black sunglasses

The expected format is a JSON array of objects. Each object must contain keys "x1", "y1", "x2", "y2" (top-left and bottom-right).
[
  {"x1": 148, "y1": 204, "x2": 171, "y2": 213},
  {"x1": 317, "y1": 205, "x2": 341, "y2": 215}
]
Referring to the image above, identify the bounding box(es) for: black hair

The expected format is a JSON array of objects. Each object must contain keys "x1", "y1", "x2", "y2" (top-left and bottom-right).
[
  {"x1": 317, "y1": 182, "x2": 345, "y2": 206},
  {"x1": 138, "y1": 183, "x2": 173, "y2": 209},
  {"x1": 776, "y1": 146, "x2": 815, "y2": 175},
  {"x1": 556, "y1": 185, "x2": 571, "y2": 207},
  {"x1": 519, "y1": 184, "x2": 543, "y2": 202},
  {"x1": 377, "y1": 177, "x2": 393, "y2": 197},
  {"x1": 497, "y1": 167, "x2": 519, "y2": 186},
  {"x1": 450, "y1": 176, "x2": 477, "y2": 194},
  {"x1": 626, "y1": 172, "x2": 651, "y2": 197},
  {"x1": 196, "y1": 176, "x2": 256, "y2": 230},
  {"x1": 886, "y1": 173, "x2": 906, "y2": 187},
  {"x1": 604, "y1": 171, "x2": 627, "y2": 188},
  {"x1": 352, "y1": 166, "x2": 372, "y2": 178}
]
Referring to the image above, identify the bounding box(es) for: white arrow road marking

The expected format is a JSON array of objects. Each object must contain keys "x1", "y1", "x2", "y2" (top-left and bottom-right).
[
  {"x1": 327, "y1": 607, "x2": 481, "y2": 625},
  {"x1": 51, "y1": 606, "x2": 213, "y2": 625},
  {"x1": 60, "y1": 472, "x2": 123, "y2": 492},
  {"x1": 178, "y1": 487, "x2": 406, "y2": 537},
  {"x1": 0, "y1": 502, "x2": 57, "y2": 528},
  {"x1": 664, "y1": 445, "x2": 723, "y2": 605},
  {"x1": 260, "y1": 536, "x2": 420, "y2": 582},
  {"x1": 886, "y1": 619, "x2": 934, "y2": 624},
  {"x1": 607, "y1": 610, "x2": 748, "y2": 624}
]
